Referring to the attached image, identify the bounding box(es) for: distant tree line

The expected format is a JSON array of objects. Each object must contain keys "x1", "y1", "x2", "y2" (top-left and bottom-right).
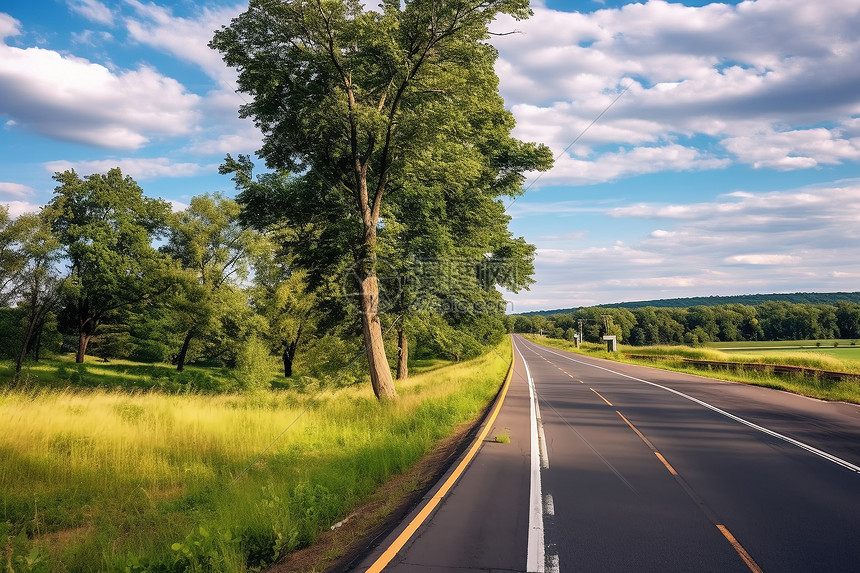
[
  {"x1": 512, "y1": 301, "x2": 860, "y2": 346},
  {"x1": 522, "y1": 292, "x2": 860, "y2": 315}
]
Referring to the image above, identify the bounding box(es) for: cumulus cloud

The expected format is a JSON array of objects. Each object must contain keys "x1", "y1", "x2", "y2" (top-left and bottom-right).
[
  {"x1": 120, "y1": 2, "x2": 263, "y2": 157},
  {"x1": 722, "y1": 126, "x2": 860, "y2": 169},
  {"x1": 0, "y1": 17, "x2": 201, "y2": 149},
  {"x1": 507, "y1": 180, "x2": 860, "y2": 309},
  {"x1": 491, "y1": 0, "x2": 860, "y2": 185},
  {"x1": 2, "y1": 201, "x2": 42, "y2": 218},
  {"x1": 0, "y1": 182, "x2": 36, "y2": 198},
  {"x1": 123, "y1": 1, "x2": 243, "y2": 83},
  {"x1": 44, "y1": 158, "x2": 215, "y2": 180}
]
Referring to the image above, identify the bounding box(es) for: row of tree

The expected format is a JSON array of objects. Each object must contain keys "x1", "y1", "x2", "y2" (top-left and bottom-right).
[
  {"x1": 0, "y1": 162, "x2": 529, "y2": 386},
  {"x1": 512, "y1": 301, "x2": 860, "y2": 346}
]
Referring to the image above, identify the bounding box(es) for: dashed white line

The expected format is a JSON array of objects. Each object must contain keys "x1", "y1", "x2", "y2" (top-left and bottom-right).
[{"x1": 544, "y1": 493, "x2": 555, "y2": 516}]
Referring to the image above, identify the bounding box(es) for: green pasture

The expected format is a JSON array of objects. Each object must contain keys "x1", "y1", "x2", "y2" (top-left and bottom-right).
[{"x1": 708, "y1": 340, "x2": 860, "y2": 362}]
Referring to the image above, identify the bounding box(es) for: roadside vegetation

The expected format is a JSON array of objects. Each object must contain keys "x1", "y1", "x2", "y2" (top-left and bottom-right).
[
  {"x1": 0, "y1": 340, "x2": 510, "y2": 572},
  {"x1": 524, "y1": 335, "x2": 860, "y2": 404}
]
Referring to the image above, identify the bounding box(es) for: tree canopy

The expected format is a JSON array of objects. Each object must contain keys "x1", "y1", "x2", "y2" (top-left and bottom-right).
[
  {"x1": 45, "y1": 168, "x2": 172, "y2": 363},
  {"x1": 212, "y1": 0, "x2": 552, "y2": 398}
]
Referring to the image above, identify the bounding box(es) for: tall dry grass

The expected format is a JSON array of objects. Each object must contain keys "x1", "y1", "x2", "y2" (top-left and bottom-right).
[{"x1": 1, "y1": 340, "x2": 511, "y2": 571}]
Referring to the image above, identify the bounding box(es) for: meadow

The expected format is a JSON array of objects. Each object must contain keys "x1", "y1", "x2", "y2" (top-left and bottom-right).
[
  {"x1": 524, "y1": 335, "x2": 860, "y2": 404},
  {"x1": 0, "y1": 341, "x2": 511, "y2": 572},
  {"x1": 707, "y1": 339, "x2": 860, "y2": 361}
]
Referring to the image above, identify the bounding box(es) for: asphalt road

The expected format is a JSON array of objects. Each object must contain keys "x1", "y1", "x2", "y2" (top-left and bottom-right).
[{"x1": 351, "y1": 335, "x2": 860, "y2": 572}]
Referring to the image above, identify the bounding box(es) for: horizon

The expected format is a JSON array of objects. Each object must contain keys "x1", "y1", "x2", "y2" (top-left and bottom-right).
[
  {"x1": 2, "y1": 0, "x2": 859, "y2": 313},
  {"x1": 513, "y1": 289, "x2": 860, "y2": 315}
]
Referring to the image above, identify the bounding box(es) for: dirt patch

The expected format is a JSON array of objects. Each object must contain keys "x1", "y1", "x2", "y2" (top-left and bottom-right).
[
  {"x1": 35, "y1": 525, "x2": 93, "y2": 554},
  {"x1": 265, "y1": 415, "x2": 485, "y2": 573}
]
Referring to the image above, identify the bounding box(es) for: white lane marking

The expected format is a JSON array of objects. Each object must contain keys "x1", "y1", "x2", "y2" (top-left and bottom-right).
[
  {"x1": 514, "y1": 338, "x2": 546, "y2": 573},
  {"x1": 544, "y1": 493, "x2": 555, "y2": 516},
  {"x1": 537, "y1": 402, "x2": 550, "y2": 470},
  {"x1": 523, "y1": 338, "x2": 860, "y2": 475}
]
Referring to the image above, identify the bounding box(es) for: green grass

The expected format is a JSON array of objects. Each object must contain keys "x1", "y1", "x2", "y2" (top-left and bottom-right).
[
  {"x1": 524, "y1": 335, "x2": 860, "y2": 404},
  {"x1": 0, "y1": 342, "x2": 511, "y2": 572},
  {"x1": 4, "y1": 354, "x2": 241, "y2": 394},
  {"x1": 707, "y1": 340, "x2": 860, "y2": 362}
]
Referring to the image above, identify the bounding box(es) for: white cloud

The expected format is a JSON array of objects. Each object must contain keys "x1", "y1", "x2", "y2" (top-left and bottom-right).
[
  {"x1": 0, "y1": 19, "x2": 201, "y2": 149},
  {"x1": 44, "y1": 158, "x2": 215, "y2": 180},
  {"x1": 2, "y1": 200, "x2": 41, "y2": 218},
  {"x1": 722, "y1": 126, "x2": 860, "y2": 169},
  {"x1": 0, "y1": 13, "x2": 19, "y2": 39},
  {"x1": 123, "y1": 1, "x2": 243, "y2": 83},
  {"x1": 507, "y1": 180, "x2": 860, "y2": 310},
  {"x1": 725, "y1": 254, "x2": 801, "y2": 265},
  {"x1": 0, "y1": 182, "x2": 36, "y2": 198},
  {"x1": 66, "y1": 0, "x2": 114, "y2": 26},
  {"x1": 491, "y1": 0, "x2": 860, "y2": 186},
  {"x1": 167, "y1": 199, "x2": 189, "y2": 212},
  {"x1": 119, "y1": 2, "x2": 264, "y2": 157},
  {"x1": 539, "y1": 143, "x2": 731, "y2": 186}
]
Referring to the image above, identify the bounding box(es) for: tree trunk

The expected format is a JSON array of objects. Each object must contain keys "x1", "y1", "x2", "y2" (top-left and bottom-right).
[
  {"x1": 282, "y1": 324, "x2": 302, "y2": 378},
  {"x1": 396, "y1": 327, "x2": 408, "y2": 380},
  {"x1": 32, "y1": 318, "x2": 44, "y2": 361},
  {"x1": 359, "y1": 274, "x2": 397, "y2": 399},
  {"x1": 14, "y1": 317, "x2": 38, "y2": 382},
  {"x1": 76, "y1": 331, "x2": 90, "y2": 363},
  {"x1": 282, "y1": 346, "x2": 294, "y2": 378},
  {"x1": 176, "y1": 330, "x2": 194, "y2": 372}
]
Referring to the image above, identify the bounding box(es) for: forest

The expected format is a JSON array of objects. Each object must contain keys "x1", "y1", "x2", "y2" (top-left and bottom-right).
[
  {"x1": 512, "y1": 300, "x2": 860, "y2": 346},
  {"x1": 0, "y1": 167, "x2": 523, "y2": 391}
]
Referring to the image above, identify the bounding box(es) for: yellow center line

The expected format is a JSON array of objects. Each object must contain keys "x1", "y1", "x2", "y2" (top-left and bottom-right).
[
  {"x1": 717, "y1": 524, "x2": 764, "y2": 573},
  {"x1": 590, "y1": 388, "x2": 613, "y2": 406},
  {"x1": 365, "y1": 352, "x2": 516, "y2": 573},
  {"x1": 616, "y1": 410, "x2": 762, "y2": 573},
  {"x1": 616, "y1": 411, "x2": 677, "y2": 474},
  {"x1": 653, "y1": 451, "x2": 679, "y2": 476}
]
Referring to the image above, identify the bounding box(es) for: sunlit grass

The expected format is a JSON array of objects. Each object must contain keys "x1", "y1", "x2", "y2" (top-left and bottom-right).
[{"x1": 0, "y1": 341, "x2": 511, "y2": 571}]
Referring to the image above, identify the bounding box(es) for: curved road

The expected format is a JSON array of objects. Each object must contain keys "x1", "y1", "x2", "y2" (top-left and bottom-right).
[{"x1": 350, "y1": 335, "x2": 860, "y2": 572}]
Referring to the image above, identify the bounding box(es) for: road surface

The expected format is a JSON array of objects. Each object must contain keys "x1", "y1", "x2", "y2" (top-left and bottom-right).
[{"x1": 350, "y1": 335, "x2": 860, "y2": 572}]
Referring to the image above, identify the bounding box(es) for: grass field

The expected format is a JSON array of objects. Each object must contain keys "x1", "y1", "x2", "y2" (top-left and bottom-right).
[
  {"x1": 524, "y1": 335, "x2": 860, "y2": 404},
  {"x1": 0, "y1": 342, "x2": 510, "y2": 572},
  {"x1": 3, "y1": 354, "x2": 241, "y2": 394},
  {"x1": 707, "y1": 339, "x2": 860, "y2": 362}
]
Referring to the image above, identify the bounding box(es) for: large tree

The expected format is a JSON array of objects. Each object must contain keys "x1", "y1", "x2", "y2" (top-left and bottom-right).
[
  {"x1": 161, "y1": 193, "x2": 258, "y2": 371},
  {"x1": 10, "y1": 213, "x2": 64, "y2": 380},
  {"x1": 46, "y1": 168, "x2": 171, "y2": 363},
  {"x1": 250, "y1": 232, "x2": 317, "y2": 378},
  {"x1": 212, "y1": 0, "x2": 551, "y2": 399}
]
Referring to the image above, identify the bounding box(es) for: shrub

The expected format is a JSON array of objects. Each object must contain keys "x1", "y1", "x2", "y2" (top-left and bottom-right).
[{"x1": 233, "y1": 336, "x2": 278, "y2": 391}]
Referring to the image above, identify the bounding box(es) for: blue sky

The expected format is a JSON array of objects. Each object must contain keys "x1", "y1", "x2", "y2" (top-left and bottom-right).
[{"x1": 2, "y1": 0, "x2": 859, "y2": 313}]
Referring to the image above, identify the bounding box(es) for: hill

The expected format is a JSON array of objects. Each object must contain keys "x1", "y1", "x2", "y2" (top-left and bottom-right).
[{"x1": 519, "y1": 292, "x2": 860, "y2": 316}]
